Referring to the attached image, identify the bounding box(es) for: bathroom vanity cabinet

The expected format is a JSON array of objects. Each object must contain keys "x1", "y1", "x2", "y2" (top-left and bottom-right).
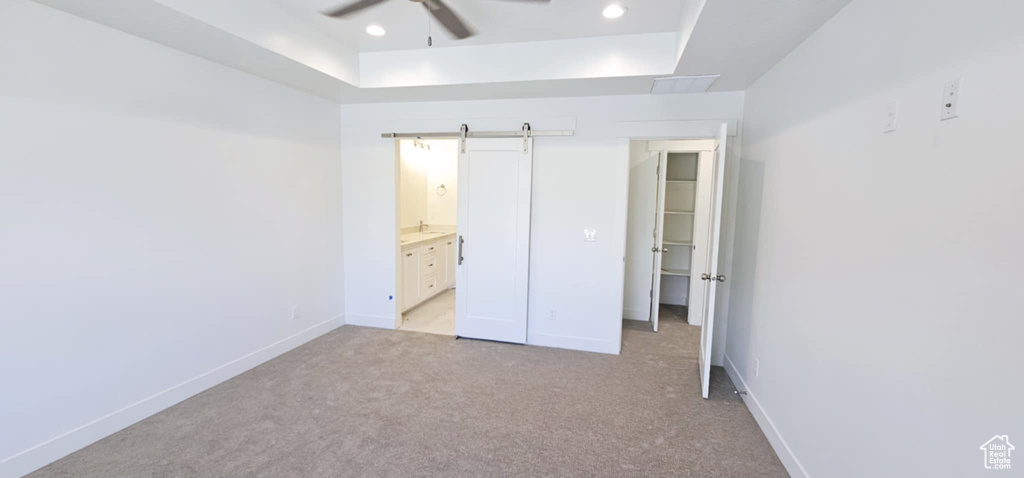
[{"x1": 401, "y1": 232, "x2": 456, "y2": 312}]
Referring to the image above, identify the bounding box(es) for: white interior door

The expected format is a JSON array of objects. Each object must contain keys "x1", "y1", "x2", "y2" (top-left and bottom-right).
[
  {"x1": 623, "y1": 149, "x2": 661, "y2": 324},
  {"x1": 687, "y1": 150, "x2": 715, "y2": 327},
  {"x1": 455, "y1": 137, "x2": 533, "y2": 343},
  {"x1": 650, "y1": 150, "x2": 668, "y2": 332},
  {"x1": 699, "y1": 124, "x2": 728, "y2": 399}
]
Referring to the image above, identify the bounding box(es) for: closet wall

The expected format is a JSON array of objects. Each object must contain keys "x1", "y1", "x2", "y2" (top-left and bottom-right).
[{"x1": 659, "y1": 152, "x2": 700, "y2": 307}]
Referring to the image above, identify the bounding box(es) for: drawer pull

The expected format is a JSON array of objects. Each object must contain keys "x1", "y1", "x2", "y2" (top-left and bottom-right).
[{"x1": 405, "y1": 253, "x2": 412, "y2": 257}]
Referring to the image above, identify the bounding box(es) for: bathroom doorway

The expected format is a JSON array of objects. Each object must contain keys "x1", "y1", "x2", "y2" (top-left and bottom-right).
[{"x1": 396, "y1": 139, "x2": 459, "y2": 335}]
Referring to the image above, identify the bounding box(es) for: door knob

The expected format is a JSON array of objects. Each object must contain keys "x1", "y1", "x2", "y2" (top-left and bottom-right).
[
  {"x1": 652, "y1": 247, "x2": 669, "y2": 253},
  {"x1": 700, "y1": 273, "x2": 711, "y2": 281},
  {"x1": 715, "y1": 274, "x2": 727, "y2": 282}
]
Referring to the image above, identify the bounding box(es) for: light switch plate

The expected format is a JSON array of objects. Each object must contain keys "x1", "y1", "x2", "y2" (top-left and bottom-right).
[
  {"x1": 883, "y1": 101, "x2": 898, "y2": 133},
  {"x1": 583, "y1": 229, "x2": 597, "y2": 242},
  {"x1": 941, "y1": 78, "x2": 961, "y2": 120}
]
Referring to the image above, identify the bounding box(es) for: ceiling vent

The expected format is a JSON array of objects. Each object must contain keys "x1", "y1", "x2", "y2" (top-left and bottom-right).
[{"x1": 650, "y1": 75, "x2": 720, "y2": 95}]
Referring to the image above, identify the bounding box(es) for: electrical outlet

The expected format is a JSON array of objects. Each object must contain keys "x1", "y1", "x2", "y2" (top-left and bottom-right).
[
  {"x1": 883, "y1": 101, "x2": 898, "y2": 133},
  {"x1": 754, "y1": 358, "x2": 760, "y2": 378},
  {"x1": 291, "y1": 306, "x2": 299, "y2": 320},
  {"x1": 941, "y1": 78, "x2": 961, "y2": 120},
  {"x1": 583, "y1": 229, "x2": 597, "y2": 242},
  {"x1": 548, "y1": 308, "x2": 557, "y2": 321}
]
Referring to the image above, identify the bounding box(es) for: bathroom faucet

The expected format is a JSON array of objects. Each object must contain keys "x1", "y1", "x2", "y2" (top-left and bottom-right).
[{"x1": 419, "y1": 220, "x2": 428, "y2": 233}]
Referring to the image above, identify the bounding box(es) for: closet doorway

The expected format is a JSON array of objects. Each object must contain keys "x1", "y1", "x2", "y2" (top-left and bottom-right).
[{"x1": 621, "y1": 124, "x2": 728, "y2": 398}]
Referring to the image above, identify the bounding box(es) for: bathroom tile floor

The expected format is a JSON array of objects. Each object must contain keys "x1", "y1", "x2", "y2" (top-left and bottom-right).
[{"x1": 400, "y1": 288, "x2": 455, "y2": 336}]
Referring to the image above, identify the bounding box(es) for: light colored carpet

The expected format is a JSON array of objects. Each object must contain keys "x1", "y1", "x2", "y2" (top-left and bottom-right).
[
  {"x1": 400, "y1": 288, "x2": 455, "y2": 336},
  {"x1": 29, "y1": 305, "x2": 788, "y2": 477}
]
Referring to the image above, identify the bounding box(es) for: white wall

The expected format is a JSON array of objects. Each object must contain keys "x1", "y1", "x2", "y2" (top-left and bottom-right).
[
  {"x1": 359, "y1": 33, "x2": 677, "y2": 88},
  {"x1": 730, "y1": 0, "x2": 1024, "y2": 476},
  {"x1": 399, "y1": 139, "x2": 458, "y2": 229},
  {"x1": 0, "y1": 1, "x2": 344, "y2": 476},
  {"x1": 341, "y1": 93, "x2": 744, "y2": 355},
  {"x1": 398, "y1": 141, "x2": 427, "y2": 229},
  {"x1": 424, "y1": 141, "x2": 458, "y2": 226}
]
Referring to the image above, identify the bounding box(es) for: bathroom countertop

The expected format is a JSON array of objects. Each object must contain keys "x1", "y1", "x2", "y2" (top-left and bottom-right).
[{"x1": 400, "y1": 231, "x2": 456, "y2": 250}]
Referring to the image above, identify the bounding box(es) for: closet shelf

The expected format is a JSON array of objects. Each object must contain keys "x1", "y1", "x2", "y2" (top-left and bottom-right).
[
  {"x1": 666, "y1": 180, "x2": 697, "y2": 184},
  {"x1": 662, "y1": 240, "x2": 692, "y2": 246},
  {"x1": 661, "y1": 268, "x2": 691, "y2": 277},
  {"x1": 664, "y1": 210, "x2": 695, "y2": 215}
]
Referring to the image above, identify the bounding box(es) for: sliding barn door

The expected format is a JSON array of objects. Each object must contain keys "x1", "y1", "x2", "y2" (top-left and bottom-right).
[
  {"x1": 455, "y1": 137, "x2": 533, "y2": 343},
  {"x1": 699, "y1": 124, "x2": 728, "y2": 399}
]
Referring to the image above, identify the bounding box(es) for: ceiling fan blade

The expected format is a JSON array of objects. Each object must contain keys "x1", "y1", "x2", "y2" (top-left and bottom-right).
[
  {"x1": 423, "y1": 0, "x2": 474, "y2": 39},
  {"x1": 322, "y1": 0, "x2": 389, "y2": 18}
]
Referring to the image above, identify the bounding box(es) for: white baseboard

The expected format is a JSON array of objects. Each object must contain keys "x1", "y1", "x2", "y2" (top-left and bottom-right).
[
  {"x1": 622, "y1": 307, "x2": 648, "y2": 321},
  {"x1": 527, "y1": 331, "x2": 619, "y2": 355},
  {"x1": 343, "y1": 312, "x2": 395, "y2": 329},
  {"x1": 658, "y1": 294, "x2": 688, "y2": 306},
  {"x1": 724, "y1": 355, "x2": 809, "y2": 478},
  {"x1": 0, "y1": 315, "x2": 345, "y2": 478}
]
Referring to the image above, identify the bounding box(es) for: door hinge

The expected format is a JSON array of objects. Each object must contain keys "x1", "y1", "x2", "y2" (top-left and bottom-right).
[{"x1": 649, "y1": 289, "x2": 653, "y2": 298}]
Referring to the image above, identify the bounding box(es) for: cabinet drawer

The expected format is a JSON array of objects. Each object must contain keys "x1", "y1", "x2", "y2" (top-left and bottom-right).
[
  {"x1": 421, "y1": 275, "x2": 438, "y2": 294},
  {"x1": 421, "y1": 254, "x2": 438, "y2": 274},
  {"x1": 421, "y1": 242, "x2": 440, "y2": 256}
]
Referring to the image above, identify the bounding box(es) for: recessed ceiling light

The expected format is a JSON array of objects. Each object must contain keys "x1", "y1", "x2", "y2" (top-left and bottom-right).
[
  {"x1": 365, "y1": 24, "x2": 386, "y2": 36},
  {"x1": 602, "y1": 4, "x2": 627, "y2": 19}
]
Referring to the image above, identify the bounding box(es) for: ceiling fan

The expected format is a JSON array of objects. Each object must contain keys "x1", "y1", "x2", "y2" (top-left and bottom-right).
[{"x1": 322, "y1": 0, "x2": 551, "y2": 40}]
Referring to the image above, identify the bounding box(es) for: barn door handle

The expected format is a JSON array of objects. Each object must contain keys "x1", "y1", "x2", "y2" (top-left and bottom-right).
[{"x1": 458, "y1": 236, "x2": 464, "y2": 265}]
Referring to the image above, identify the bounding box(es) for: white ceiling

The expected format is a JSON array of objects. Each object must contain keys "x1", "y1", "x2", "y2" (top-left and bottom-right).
[
  {"x1": 677, "y1": 0, "x2": 853, "y2": 91},
  {"x1": 271, "y1": 0, "x2": 690, "y2": 52},
  {"x1": 32, "y1": 0, "x2": 854, "y2": 103}
]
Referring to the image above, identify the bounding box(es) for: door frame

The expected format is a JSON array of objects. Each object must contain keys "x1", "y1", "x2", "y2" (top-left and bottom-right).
[
  {"x1": 623, "y1": 139, "x2": 716, "y2": 333},
  {"x1": 393, "y1": 139, "x2": 404, "y2": 329},
  {"x1": 615, "y1": 121, "x2": 734, "y2": 359},
  {"x1": 393, "y1": 137, "x2": 461, "y2": 330}
]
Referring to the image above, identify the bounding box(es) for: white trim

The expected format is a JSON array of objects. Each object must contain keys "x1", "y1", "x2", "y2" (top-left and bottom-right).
[
  {"x1": 724, "y1": 355, "x2": 810, "y2": 478},
  {"x1": 526, "y1": 332, "x2": 619, "y2": 355},
  {"x1": 1, "y1": 315, "x2": 345, "y2": 478},
  {"x1": 343, "y1": 312, "x2": 396, "y2": 329}
]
